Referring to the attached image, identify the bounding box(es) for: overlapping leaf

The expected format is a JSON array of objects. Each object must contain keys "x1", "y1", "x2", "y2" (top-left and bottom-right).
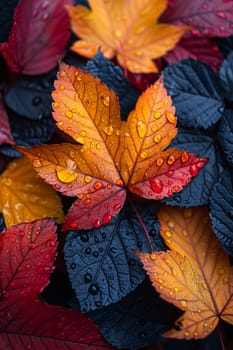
[
  {"x1": 0, "y1": 156, "x2": 64, "y2": 227},
  {"x1": 20, "y1": 64, "x2": 207, "y2": 230},
  {"x1": 0, "y1": 219, "x2": 113, "y2": 349},
  {"x1": 66, "y1": 0, "x2": 189, "y2": 73},
  {"x1": 136, "y1": 206, "x2": 233, "y2": 339},
  {"x1": 0, "y1": 0, "x2": 73, "y2": 75}
]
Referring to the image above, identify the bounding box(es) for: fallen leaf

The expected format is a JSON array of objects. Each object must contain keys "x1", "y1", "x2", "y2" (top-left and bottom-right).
[
  {"x1": 136, "y1": 206, "x2": 233, "y2": 339},
  {"x1": 0, "y1": 219, "x2": 113, "y2": 349},
  {"x1": 0, "y1": 156, "x2": 64, "y2": 228},
  {"x1": 19, "y1": 65, "x2": 207, "y2": 230},
  {"x1": 66, "y1": 0, "x2": 189, "y2": 73},
  {"x1": 0, "y1": 0, "x2": 73, "y2": 75}
]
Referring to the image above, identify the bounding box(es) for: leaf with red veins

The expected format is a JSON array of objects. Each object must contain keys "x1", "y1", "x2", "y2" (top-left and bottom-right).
[
  {"x1": 165, "y1": 35, "x2": 223, "y2": 72},
  {"x1": 0, "y1": 219, "x2": 57, "y2": 302},
  {"x1": 161, "y1": 0, "x2": 233, "y2": 37},
  {"x1": 0, "y1": 0, "x2": 73, "y2": 75},
  {"x1": 0, "y1": 96, "x2": 15, "y2": 145},
  {"x1": 128, "y1": 149, "x2": 208, "y2": 200},
  {"x1": 62, "y1": 185, "x2": 126, "y2": 231}
]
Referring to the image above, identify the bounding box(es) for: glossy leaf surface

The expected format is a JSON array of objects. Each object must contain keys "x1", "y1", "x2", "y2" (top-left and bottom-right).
[
  {"x1": 0, "y1": 0, "x2": 73, "y2": 74},
  {"x1": 67, "y1": 0, "x2": 189, "y2": 73},
  {"x1": 164, "y1": 59, "x2": 224, "y2": 129},
  {"x1": 136, "y1": 206, "x2": 233, "y2": 339},
  {"x1": 64, "y1": 204, "x2": 163, "y2": 312},
  {"x1": 0, "y1": 156, "x2": 64, "y2": 228},
  {"x1": 21, "y1": 66, "x2": 207, "y2": 230},
  {"x1": 0, "y1": 220, "x2": 113, "y2": 350}
]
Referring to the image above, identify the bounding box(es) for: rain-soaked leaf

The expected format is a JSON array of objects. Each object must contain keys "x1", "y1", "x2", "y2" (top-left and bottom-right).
[
  {"x1": 84, "y1": 50, "x2": 140, "y2": 120},
  {"x1": 0, "y1": 96, "x2": 15, "y2": 145},
  {"x1": 136, "y1": 206, "x2": 233, "y2": 340},
  {"x1": 161, "y1": 0, "x2": 233, "y2": 38},
  {"x1": 162, "y1": 129, "x2": 223, "y2": 206},
  {"x1": 0, "y1": 156, "x2": 64, "y2": 228},
  {"x1": 164, "y1": 59, "x2": 224, "y2": 129},
  {"x1": 218, "y1": 108, "x2": 233, "y2": 166},
  {"x1": 20, "y1": 66, "x2": 207, "y2": 230},
  {"x1": 67, "y1": 0, "x2": 189, "y2": 73},
  {"x1": 4, "y1": 70, "x2": 56, "y2": 119},
  {"x1": 0, "y1": 220, "x2": 113, "y2": 349},
  {"x1": 64, "y1": 204, "x2": 164, "y2": 312},
  {"x1": 0, "y1": 0, "x2": 73, "y2": 75},
  {"x1": 209, "y1": 169, "x2": 233, "y2": 257}
]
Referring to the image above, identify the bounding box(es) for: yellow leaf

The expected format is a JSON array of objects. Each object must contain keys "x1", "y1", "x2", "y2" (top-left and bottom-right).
[
  {"x1": 0, "y1": 157, "x2": 64, "y2": 228},
  {"x1": 136, "y1": 206, "x2": 233, "y2": 339},
  {"x1": 66, "y1": 0, "x2": 190, "y2": 73}
]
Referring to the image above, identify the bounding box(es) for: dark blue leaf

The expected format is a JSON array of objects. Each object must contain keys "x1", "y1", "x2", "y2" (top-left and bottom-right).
[
  {"x1": 0, "y1": 0, "x2": 19, "y2": 42},
  {"x1": 64, "y1": 204, "x2": 164, "y2": 312},
  {"x1": 9, "y1": 111, "x2": 55, "y2": 146},
  {"x1": 164, "y1": 59, "x2": 224, "y2": 129},
  {"x1": 0, "y1": 144, "x2": 21, "y2": 158},
  {"x1": 88, "y1": 279, "x2": 180, "y2": 350},
  {"x1": 214, "y1": 36, "x2": 233, "y2": 58},
  {"x1": 0, "y1": 214, "x2": 6, "y2": 233},
  {"x1": 218, "y1": 109, "x2": 233, "y2": 165},
  {"x1": 209, "y1": 169, "x2": 233, "y2": 256},
  {"x1": 219, "y1": 52, "x2": 233, "y2": 101},
  {"x1": 84, "y1": 50, "x2": 140, "y2": 120},
  {"x1": 4, "y1": 70, "x2": 56, "y2": 120},
  {"x1": 162, "y1": 129, "x2": 223, "y2": 207}
]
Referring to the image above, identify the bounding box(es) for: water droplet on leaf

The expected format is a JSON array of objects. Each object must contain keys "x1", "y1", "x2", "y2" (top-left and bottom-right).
[
  {"x1": 88, "y1": 283, "x2": 99, "y2": 295},
  {"x1": 150, "y1": 178, "x2": 163, "y2": 193}
]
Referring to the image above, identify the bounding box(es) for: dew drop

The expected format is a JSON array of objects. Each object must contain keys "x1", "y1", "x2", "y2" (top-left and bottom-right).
[
  {"x1": 18, "y1": 230, "x2": 25, "y2": 238},
  {"x1": 113, "y1": 203, "x2": 121, "y2": 211},
  {"x1": 174, "y1": 287, "x2": 179, "y2": 292},
  {"x1": 149, "y1": 229, "x2": 156, "y2": 237},
  {"x1": 93, "y1": 251, "x2": 99, "y2": 257},
  {"x1": 180, "y1": 300, "x2": 187, "y2": 308},
  {"x1": 167, "y1": 155, "x2": 176, "y2": 165},
  {"x1": 154, "y1": 111, "x2": 161, "y2": 119},
  {"x1": 42, "y1": 13, "x2": 49, "y2": 20},
  {"x1": 150, "y1": 252, "x2": 157, "y2": 260},
  {"x1": 84, "y1": 273, "x2": 92, "y2": 283},
  {"x1": 80, "y1": 233, "x2": 89, "y2": 242},
  {"x1": 70, "y1": 263, "x2": 76, "y2": 269},
  {"x1": 85, "y1": 247, "x2": 91, "y2": 255},
  {"x1": 116, "y1": 179, "x2": 124, "y2": 187},
  {"x1": 153, "y1": 134, "x2": 161, "y2": 143},
  {"x1": 71, "y1": 222, "x2": 78, "y2": 229},
  {"x1": 103, "y1": 212, "x2": 112, "y2": 224},
  {"x1": 32, "y1": 158, "x2": 42, "y2": 168},
  {"x1": 59, "y1": 85, "x2": 65, "y2": 90},
  {"x1": 59, "y1": 70, "x2": 66, "y2": 78},
  {"x1": 114, "y1": 29, "x2": 122, "y2": 38},
  {"x1": 182, "y1": 229, "x2": 188, "y2": 237},
  {"x1": 150, "y1": 178, "x2": 163, "y2": 193},
  {"x1": 102, "y1": 96, "x2": 110, "y2": 107},
  {"x1": 193, "y1": 331, "x2": 198, "y2": 337},
  {"x1": 184, "y1": 331, "x2": 190, "y2": 337},
  {"x1": 156, "y1": 157, "x2": 164, "y2": 166},
  {"x1": 189, "y1": 164, "x2": 199, "y2": 176},
  {"x1": 140, "y1": 151, "x2": 147, "y2": 159},
  {"x1": 88, "y1": 283, "x2": 99, "y2": 295},
  {"x1": 166, "y1": 111, "x2": 176, "y2": 124},
  {"x1": 94, "y1": 181, "x2": 103, "y2": 190},
  {"x1": 136, "y1": 120, "x2": 147, "y2": 138},
  {"x1": 137, "y1": 241, "x2": 143, "y2": 248},
  {"x1": 65, "y1": 111, "x2": 73, "y2": 118},
  {"x1": 181, "y1": 151, "x2": 189, "y2": 163},
  {"x1": 32, "y1": 96, "x2": 42, "y2": 106},
  {"x1": 217, "y1": 11, "x2": 227, "y2": 19},
  {"x1": 165, "y1": 230, "x2": 172, "y2": 237},
  {"x1": 84, "y1": 198, "x2": 91, "y2": 205},
  {"x1": 94, "y1": 219, "x2": 102, "y2": 228},
  {"x1": 103, "y1": 125, "x2": 114, "y2": 135},
  {"x1": 28, "y1": 242, "x2": 35, "y2": 249},
  {"x1": 53, "y1": 102, "x2": 60, "y2": 109},
  {"x1": 96, "y1": 143, "x2": 102, "y2": 150},
  {"x1": 84, "y1": 176, "x2": 92, "y2": 183},
  {"x1": 95, "y1": 301, "x2": 102, "y2": 307}
]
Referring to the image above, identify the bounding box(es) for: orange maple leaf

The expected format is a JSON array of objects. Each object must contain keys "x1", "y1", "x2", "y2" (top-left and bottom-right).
[
  {"x1": 66, "y1": 0, "x2": 190, "y2": 73},
  {"x1": 0, "y1": 157, "x2": 64, "y2": 228},
  {"x1": 136, "y1": 205, "x2": 233, "y2": 340},
  {"x1": 18, "y1": 65, "x2": 207, "y2": 230}
]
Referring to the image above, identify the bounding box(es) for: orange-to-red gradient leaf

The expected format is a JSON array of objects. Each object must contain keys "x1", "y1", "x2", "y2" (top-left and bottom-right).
[
  {"x1": 20, "y1": 66, "x2": 207, "y2": 230},
  {"x1": 136, "y1": 206, "x2": 233, "y2": 340},
  {"x1": 0, "y1": 156, "x2": 64, "y2": 228},
  {"x1": 66, "y1": 0, "x2": 190, "y2": 73},
  {"x1": 118, "y1": 79, "x2": 207, "y2": 199}
]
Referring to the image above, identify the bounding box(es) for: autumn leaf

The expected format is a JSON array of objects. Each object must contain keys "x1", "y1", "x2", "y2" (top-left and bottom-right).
[
  {"x1": 66, "y1": 0, "x2": 190, "y2": 73},
  {"x1": 19, "y1": 65, "x2": 207, "y2": 230},
  {"x1": 0, "y1": 0, "x2": 73, "y2": 75},
  {"x1": 0, "y1": 219, "x2": 113, "y2": 349},
  {"x1": 136, "y1": 205, "x2": 233, "y2": 340},
  {"x1": 0, "y1": 156, "x2": 64, "y2": 228}
]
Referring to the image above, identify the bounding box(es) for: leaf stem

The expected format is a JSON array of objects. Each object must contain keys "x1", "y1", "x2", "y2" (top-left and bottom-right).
[
  {"x1": 217, "y1": 322, "x2": 226, "y2": 350},
  {"x1": 128, "y1": 198, "x2": 153, "y2": 252}
]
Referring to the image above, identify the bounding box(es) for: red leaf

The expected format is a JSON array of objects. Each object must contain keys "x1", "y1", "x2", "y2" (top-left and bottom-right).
[
  {"x1": 63, "y1": 186, "x2": 126, "y2": 231},
  {"x1": 0, "y1": 96, "x2": 15, "y2": 145},
  {"x1": 165, "y1": 35, "x2": 223, "y2": 72},
  {"x1": 0, "y1": 0, "x2": 73, "y2": 75},
  {"x1": 0, "y1": 220, "x2": 113, "y2": 349},
  {"x1": 161, "y1": 0, "x2": 233, "y2": 38}
]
